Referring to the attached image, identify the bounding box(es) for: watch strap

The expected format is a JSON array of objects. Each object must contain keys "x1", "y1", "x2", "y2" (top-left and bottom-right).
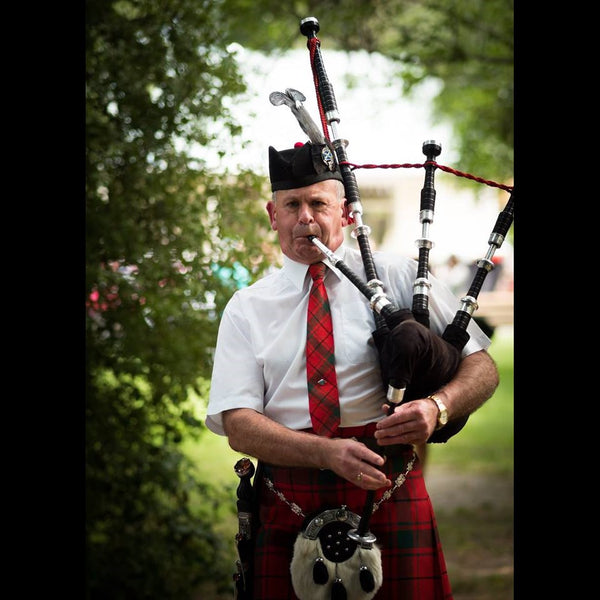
[{"x1": 427, "y1": 394, "x2": 448, "y2": 430}]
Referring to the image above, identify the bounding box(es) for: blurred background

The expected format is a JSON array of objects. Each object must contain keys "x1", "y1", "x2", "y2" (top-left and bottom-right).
[{"x1": 86, "y1": 1, "x2": 513, "y2": 598}]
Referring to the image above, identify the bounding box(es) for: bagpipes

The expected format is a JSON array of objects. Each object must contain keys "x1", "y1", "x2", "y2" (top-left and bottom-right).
[{"x1": 233, "y1": 16, "x2": 514, "y2": 600}]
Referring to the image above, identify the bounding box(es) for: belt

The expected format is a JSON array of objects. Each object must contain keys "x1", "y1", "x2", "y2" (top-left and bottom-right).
[
  {"x1": 354, "y1": 436, "x2": 412, "y2": 458},
  {"x1": 302, "y1": 424, "x2": 413, "y2": 459}
]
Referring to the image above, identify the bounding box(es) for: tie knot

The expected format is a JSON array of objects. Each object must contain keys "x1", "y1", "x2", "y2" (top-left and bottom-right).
[{"x1": 309, "y1": 262, "x2": 326, "y2": 282}]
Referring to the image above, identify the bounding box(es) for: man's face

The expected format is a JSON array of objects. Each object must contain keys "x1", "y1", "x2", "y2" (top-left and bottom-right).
[{"x1": 266, "y1": 179, "x2": 348, "y2": 264}]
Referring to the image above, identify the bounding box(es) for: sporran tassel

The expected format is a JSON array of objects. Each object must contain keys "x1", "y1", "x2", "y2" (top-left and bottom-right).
[
  {"x1": 359, "y1": 564, "x2": 375, "y2": 592},
  {"x1": 331, "y1": 576, "x2": 347, "y2": 600},
  {"x1": 313, "y1": 556, "x2": 329, "y2": 584}
]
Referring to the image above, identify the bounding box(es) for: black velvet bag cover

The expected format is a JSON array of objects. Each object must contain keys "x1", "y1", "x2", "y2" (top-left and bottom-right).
[{"x1": 373, "y1": 312, "x2": 469, "y2": 443}]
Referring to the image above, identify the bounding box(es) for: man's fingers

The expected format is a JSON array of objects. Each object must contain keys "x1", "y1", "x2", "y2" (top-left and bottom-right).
[{"x1": 352, "y1": 468, "x2": 391, "y2": 489}]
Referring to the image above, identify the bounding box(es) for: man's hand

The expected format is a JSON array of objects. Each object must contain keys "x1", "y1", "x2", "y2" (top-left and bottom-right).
[
  {"x1": 374, "y1": 399, "x2": 439, "y2": 446},
  {"x1": 223, "y1": 408, "x2": 391, "y2": 490},
  {"x1": 323, "y1": 438, "x2": 392, "y2": 491}
]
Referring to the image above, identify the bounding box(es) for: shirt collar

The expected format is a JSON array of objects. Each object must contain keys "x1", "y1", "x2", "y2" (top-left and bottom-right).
[{"x1": 282, "y1": 243, "x2": 347, "y2": 290}]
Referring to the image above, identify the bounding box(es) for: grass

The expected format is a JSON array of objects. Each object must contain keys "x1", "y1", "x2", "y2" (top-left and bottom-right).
[
  {"x1": 427, "y1": 324, "x2": 514, "y2": 475},
  {"x1": 427, "y1": 324, "x2": 514, "y2": 599},
  {"x1": 437, "y1": 504, "x2": 514, "y2": 600}
]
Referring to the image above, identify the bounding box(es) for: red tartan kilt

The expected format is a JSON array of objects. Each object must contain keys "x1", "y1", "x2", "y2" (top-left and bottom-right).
[{"x1": 253, "y1": 441, "x2": 453, "y2": 600}]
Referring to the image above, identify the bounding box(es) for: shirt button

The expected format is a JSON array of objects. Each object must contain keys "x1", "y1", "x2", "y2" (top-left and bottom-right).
[{"x1": 317, "y1": 378, "x2": 326, "y2": 385}]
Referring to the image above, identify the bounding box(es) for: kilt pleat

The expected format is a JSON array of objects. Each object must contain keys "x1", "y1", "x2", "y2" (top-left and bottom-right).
[{"x1": 253, "y1": 445, "x2": 453, "y2": 599}]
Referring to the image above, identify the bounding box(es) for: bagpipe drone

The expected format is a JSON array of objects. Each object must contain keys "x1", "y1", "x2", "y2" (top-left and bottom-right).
[{"x1": 233, "y1": 16, "x2": 514, "y2": 600}]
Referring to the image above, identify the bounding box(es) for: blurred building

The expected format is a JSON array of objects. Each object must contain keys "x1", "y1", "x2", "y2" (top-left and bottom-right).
[{"x1": 347, "y1": 167, "x2": 514, "y2": 328}]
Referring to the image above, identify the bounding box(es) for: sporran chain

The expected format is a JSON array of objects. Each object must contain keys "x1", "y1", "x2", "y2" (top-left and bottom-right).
[{"x1": 263, "y1": 451, "x2": 416, "y2": 518}]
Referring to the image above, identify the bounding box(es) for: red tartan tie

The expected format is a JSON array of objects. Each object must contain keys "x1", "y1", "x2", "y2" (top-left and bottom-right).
[{"x1": 306, "y1": 262, "x2": 340, "y2": 437}]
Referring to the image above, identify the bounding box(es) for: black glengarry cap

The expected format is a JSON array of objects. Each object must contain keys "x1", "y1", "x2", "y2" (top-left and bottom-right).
[{"x1": 268, "y1": 141, "x2": 344, "y2": 192}]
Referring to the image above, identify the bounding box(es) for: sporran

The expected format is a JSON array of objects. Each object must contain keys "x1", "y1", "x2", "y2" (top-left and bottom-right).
[
  {"x1": 263, "y1": 451, "x2": 416, "y2": 599},
  {"x1": 290, "y1": 506, "x2": 382, "y2": 600}
]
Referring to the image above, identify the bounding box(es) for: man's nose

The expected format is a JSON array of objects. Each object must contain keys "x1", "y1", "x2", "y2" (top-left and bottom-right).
[{"x1": 297, "y1": 203, "x2": 314, "y2": 223}]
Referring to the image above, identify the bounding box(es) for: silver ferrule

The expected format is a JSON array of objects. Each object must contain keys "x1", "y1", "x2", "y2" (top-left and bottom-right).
[
  {"x1": 351, "y1": 223, "x2": 372, "y2": 239},
  {"x1": 415, "y1": 237, "x2": 434, "y2": 250},
  {"x1": 459, "y1": 295, "x2": 479, "y2": 315},
  {"x1": 488, "y1": 231, "x2": 505, "y2": 248},
  {"x1": 476, "y1": 257, "x2": 494, "y2": 272},
  {"x1": 413, "y1": 277, "x2": 432, "y2": 295},
  {"x1": 347, "y1": 202, "x2": 364, "y2": 224},
  {"x1": 419, "y1": 209, "x2": 434, "y2": 224},
  {"x1": 370, "y1": 292, "x2": 392, "y2": 314},
  {"x1": 365, "y1": 278, "x2": 392, "y2": 313},
  {"x1": 366, "y1": 278, "x2": 385, "y2": 292},
  {"x1": 332, "y1": 137, "x2": 349, "y2": 149},
  {"x1": 387, "y1": 385, "x2": 405, "y2": 404}
]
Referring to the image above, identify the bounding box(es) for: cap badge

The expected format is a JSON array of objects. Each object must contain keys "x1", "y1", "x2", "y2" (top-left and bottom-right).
[{"x1": 321, "y1": 146, "x2": 335, "y2": 171}]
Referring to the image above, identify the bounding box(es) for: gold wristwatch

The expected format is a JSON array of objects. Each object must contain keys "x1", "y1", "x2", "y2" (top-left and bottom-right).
[{"x1": 428, "y1": 394, "x2": 448, "y2": 430}]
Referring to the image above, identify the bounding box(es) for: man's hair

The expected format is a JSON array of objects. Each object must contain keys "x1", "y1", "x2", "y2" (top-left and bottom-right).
[{"x1": 271, "y1": 179, "x2": 345, "y2": 204}]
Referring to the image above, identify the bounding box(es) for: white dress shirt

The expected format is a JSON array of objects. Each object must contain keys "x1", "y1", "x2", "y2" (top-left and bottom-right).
[{"x1": 206, "y1": 244, "x2": 490, "y2": 436}]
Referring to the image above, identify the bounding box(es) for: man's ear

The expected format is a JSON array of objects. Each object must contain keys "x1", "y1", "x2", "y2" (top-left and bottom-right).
[
  {"x1": 265, "y1": 200, "x2": 277, "y2": 230},
  {"x1": 342, "y1": 202, "x2": 354, "y2": 227}
]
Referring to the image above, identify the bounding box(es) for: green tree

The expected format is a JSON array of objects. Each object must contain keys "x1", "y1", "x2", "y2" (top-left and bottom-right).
[
  {"x1": 86, "y1": 1, "x2": 275, "y2": 597},
  {"x1": 221, "y1": 0, "x2": 514, "y2": 183}
]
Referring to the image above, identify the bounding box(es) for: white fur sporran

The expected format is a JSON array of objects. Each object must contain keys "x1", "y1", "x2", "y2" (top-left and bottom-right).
[{"x1": 290, "y1": 506, "x2": 383, "y2": 600}]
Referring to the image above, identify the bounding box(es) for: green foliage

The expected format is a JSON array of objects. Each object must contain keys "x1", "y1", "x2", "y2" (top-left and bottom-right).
[
  {"x1": 86, "y1": 369, "x2": 234, "y2": 599},
  {"x1": 86, "y1": 1, "x2": 275, "y2": 597},
  {"x1": 221, "y1": 0, "x2": 514, "y2": 183}
]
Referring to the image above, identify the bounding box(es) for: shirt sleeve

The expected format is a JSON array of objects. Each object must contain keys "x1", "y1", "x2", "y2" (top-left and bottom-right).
[
  {"x1": 381, "y1": 253, "x2": 491, "y2": 357},
  {"x1": 205, "y1": 293, "x2": 265, "y2": 436}
]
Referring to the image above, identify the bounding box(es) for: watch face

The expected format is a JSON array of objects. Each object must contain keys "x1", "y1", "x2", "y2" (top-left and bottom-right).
[{"x1": 439, "y1": 411, "x2": 449, "y2": 425}]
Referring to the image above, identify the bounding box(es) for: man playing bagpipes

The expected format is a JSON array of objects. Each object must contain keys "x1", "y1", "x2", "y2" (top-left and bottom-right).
[{"x1": 205, "y1": 140, "x2": 499, "y2": 599}]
